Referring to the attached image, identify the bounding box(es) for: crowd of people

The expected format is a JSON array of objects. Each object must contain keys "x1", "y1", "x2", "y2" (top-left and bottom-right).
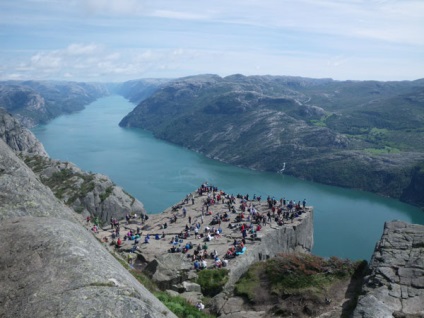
[{"x1": 88, "y1": 182, "x2": 308, "y2": 274}]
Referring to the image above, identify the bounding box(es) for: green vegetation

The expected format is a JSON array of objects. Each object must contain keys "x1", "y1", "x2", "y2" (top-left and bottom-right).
[
  {"x1": 196, "y1": 269, "x2": 229, "y2": 297},
  {"x1": 364, "y1": 146, "x2": 400, "y2": 155},
  {"x1": 23, "y1": 155, "x2": 97, "y2": 205},
  {"x1": 99, "y1": 186, "x2": 114, "y2": 202},
  {"x1": 111, "y1": 253, "x2": 214, "y2": 318},
  {"x1": 155, "y1": 292, "x2": 213, "y2": 318},
  {"x1": 235, "y1": 253, "x2": 366, "y2": 303}
]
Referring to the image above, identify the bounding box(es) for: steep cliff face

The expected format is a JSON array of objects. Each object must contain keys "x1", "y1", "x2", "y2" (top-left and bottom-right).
[
  {"x1": 0, "y1": 107, "x2": 47, "y2": 156},
  {"x1": 211, "y1": 211, "x2": 314, "y2": 316},
  {"x1": 223, "y1": 209, "x2": 314, "y2": 292},
  {"x1": 353, "y1": 221, "x2": 424, "y2": 318}
]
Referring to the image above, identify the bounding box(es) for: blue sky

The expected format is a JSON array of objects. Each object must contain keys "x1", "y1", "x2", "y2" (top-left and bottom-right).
[{"x1": 1, "y1": 0, "x2": 423, "y2": 82}]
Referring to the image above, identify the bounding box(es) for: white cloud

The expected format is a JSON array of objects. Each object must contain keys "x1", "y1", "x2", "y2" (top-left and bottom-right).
[
  {"x1": 1, "y1": 0, "x2": 423, "y2": 81},
  {"x1": 81, "y1": 0, "x2": 145, "y2": 15},
  {"x1": 66, "y1": 43, "x2": 102, "y2": 55}
]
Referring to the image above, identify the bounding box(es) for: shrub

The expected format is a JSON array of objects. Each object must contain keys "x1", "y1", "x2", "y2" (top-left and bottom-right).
[{"x1": 196, "y1": 269, "x2": 229, "y2": 297}]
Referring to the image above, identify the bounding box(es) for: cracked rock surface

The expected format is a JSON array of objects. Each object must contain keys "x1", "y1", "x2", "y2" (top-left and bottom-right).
[{"x1": 353, "y1": 221, "x2": 424, "y2": 318}]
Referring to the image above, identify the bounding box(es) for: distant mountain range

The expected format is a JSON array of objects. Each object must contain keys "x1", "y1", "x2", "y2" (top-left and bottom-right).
[
  {"x1": 1, "y1": 75, "x2": 423, "y2": 208},
  {"x1": 0, "y1": 79, "x2": 169, "y2": 127},
  {"x1": 119, "y1": 74, "x2": 424, "y2": 208}
]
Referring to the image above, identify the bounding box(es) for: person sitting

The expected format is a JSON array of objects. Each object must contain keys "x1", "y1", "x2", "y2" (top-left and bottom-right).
[
  {"x1": 134, "y1": 235, "x2": 140, "y2": 244},
  {"x1": 196, "y1": 301, "x2": 205, "y2": 311},
  {"x1": 116, "y1": 237, "x2": 122, "y2": 248},
  {"x1": 256, "y1": 224, "x2": 262, "y2": 231},
  {"x1": 155, "y1": 233, "x2": 160, "y2": 240},
  {"x1": 144, "y1": 235, "x2": 150, "y2": 244},
  {"x1": 193, "y1": 260, "x2": 200, "y2": 270},
  {"x1": 130, "y1": 245, "x2": 138, "y2": 253},
  {"x1": 214, "y1": 257, "x2": 222, "y2": 268},
  {"x1": 200, "y1": 260, "x2": 207, "y2": 269}
]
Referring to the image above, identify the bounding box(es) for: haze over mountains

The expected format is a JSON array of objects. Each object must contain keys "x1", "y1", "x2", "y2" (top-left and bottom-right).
[{"x1": 1, "y1": 74, "x2": 423, "y2": 209}]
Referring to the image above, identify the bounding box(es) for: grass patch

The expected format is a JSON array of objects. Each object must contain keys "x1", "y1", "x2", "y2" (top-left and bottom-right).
[
  {"x1": 100, "y1": 185, "x2": 114, "y2": 202},
  {"x1": 364, "y1": 146, "x2": 400, "y2": 155},
  {"x1": 111, "y1": 253, "x2": 212, "y2": 317},
  {"x1": 196, "y1": 269, "x2": 229, "y2": 297},
  {"x1": 235, "y1": 253, "x2": 365, "y2": 303},
  {"x1": 155, "y1": 292, "x2": 214, "y2": 318}
]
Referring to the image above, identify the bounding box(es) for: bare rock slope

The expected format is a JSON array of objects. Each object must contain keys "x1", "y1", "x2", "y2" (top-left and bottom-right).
[
  {"x1": 0, "y1": 138, "x2": 70, "y2": 220},
  {"x1": 0, "y1": 216, "x2": 175, "y2": 318},
  {"x1": 0, "y1": 130, "x2": 175, "y2": 317}
]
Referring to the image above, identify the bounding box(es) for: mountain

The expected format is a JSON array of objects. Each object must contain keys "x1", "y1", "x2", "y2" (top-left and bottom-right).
[
  {"x1": 0, "y1": 79, "x2": 168, "y2": 128},
  {"x1": 116, "y1": 78, "x2": 170, "y2": 104},
  {"x1": 0, "y1": 80, "x2": 110, "y2": 127},
  {"x1": 120, "y1": 74, "x2": 424, "y2": 208}
]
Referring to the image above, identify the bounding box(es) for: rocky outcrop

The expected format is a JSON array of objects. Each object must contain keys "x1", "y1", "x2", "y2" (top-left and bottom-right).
[
  {"x1": 226, "y1": 209, "x2": 313, "y2": 293},
  {"x1": 353, "y1": 221, "x2": 424, "y2": 318},
  {"x1": 0, "y1": 138, "x2": 72, "y2": 221},
  {"x1": 22, "y1": 154, "x2": 146, "y2": 223},
  {"x1": 212, "y1": 210, "x2": 314, "y2": 315},
  {"x1": 0, "y1": 130, "x2": 175, "y2": 317},
  {"x1": 0, "y1": 217, "x2": 176, "y2": 318},
  {"x1": 0, "y1": 107, "x2": 47, "y2": 156}
]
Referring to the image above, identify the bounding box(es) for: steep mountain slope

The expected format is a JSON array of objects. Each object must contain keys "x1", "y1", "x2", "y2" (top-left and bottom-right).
[
  {"x1": 0, "y1": 107, "x2": 47, "y2": 156},
  {"x1": 0, "y1": 107, "x2": 146, "y2": 223},
  {"x1": 0, "y1": 80, "x2": 110, "y2": 127},
  {"x1": 0, "y1": 112, "x2": 175, "y2": 318},
  {"x1": 120, "y1": 74, "x2": 424, "y2": 208},
  {"x1": 116, "y1": 78, "x2": 170, "y2": 104}
]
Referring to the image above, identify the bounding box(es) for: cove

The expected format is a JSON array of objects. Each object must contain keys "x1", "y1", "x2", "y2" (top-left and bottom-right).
[{"x1": 32, "y1": 95, "x2": 424, "y2": 261}]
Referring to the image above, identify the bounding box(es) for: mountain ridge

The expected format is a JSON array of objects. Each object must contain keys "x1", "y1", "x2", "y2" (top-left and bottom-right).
[{"x1": 119, "y1": 74, "x2": 424, "y2": 208}]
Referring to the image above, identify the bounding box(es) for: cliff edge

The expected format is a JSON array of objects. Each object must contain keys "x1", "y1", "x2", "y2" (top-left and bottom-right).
[{"x1": 353, "y1": 221, "x2": 424, "y2": 318}]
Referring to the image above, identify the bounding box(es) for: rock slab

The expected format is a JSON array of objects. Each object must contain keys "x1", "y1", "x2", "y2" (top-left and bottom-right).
[
  {"x1": 353, "y1": 221, "x2": 424, "y2": 318},
  {"x1": 0, "y1": 217, "x2": 176, "y2": 318}
]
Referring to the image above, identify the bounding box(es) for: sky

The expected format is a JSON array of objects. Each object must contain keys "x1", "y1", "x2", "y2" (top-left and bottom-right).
[{"x1": 0, "y1": 0, "x2": 423, "y2": 82}]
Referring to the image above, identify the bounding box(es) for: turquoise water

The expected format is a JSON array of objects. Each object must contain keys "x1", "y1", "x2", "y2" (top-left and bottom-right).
[{"x1": 32, "y1": 95, "x2": 424, "y2": 260}]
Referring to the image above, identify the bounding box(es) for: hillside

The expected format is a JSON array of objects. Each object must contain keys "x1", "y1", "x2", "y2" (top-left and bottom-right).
[
  {"x1": 119, "y1": 74, "x2": 424, "y2": 208},
  {"x1": 0, "y1": 79, "x2": 167, "y2": 128}
]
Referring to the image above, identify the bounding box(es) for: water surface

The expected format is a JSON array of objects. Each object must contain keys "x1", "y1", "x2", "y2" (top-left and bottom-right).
[{"x1": 32, "y1": 95, "x2": 424, "y2": 260}]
